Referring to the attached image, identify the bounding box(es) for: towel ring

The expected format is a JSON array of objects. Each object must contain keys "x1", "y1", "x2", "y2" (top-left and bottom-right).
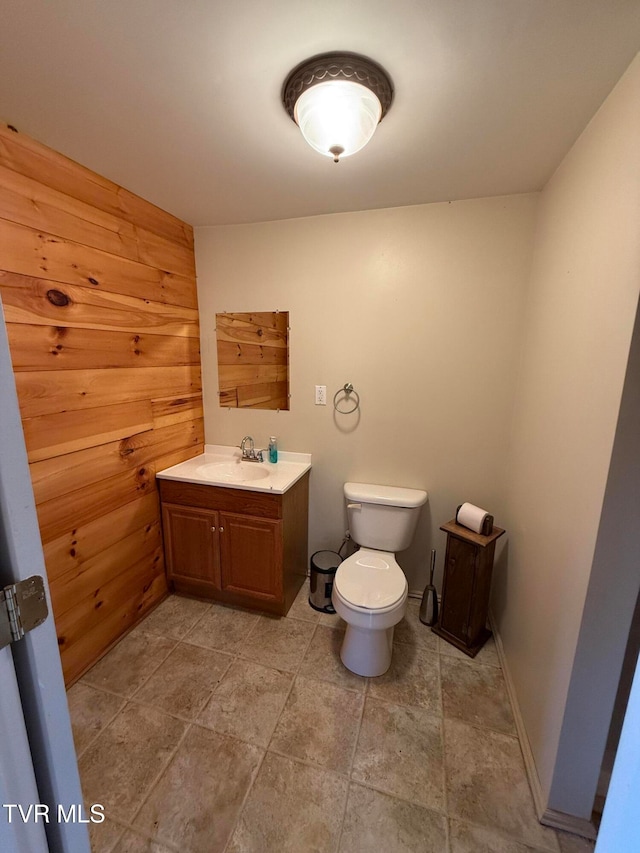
[{"x1": 333, "y1": 382, "x2": 360, "y2": 414}]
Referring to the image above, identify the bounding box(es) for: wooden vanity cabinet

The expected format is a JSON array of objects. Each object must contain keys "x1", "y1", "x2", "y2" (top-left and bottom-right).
[
  {"x1": 161, "y1": 503, "x2": 221, "y2": 597},
  {"x1": 159, "y1": 472, "x2": 308, "y2": 615},
  {"x1": 218, "y1": 512, "x2": 282, "y2": 606}
]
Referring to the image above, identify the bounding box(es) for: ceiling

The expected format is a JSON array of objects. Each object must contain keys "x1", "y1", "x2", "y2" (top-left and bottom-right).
[{"x1": 1, "y1": 1, "x2": 640, "y2": 227}]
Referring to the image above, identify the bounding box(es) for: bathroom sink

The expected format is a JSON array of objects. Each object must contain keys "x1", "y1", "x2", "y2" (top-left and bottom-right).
[
  {"x1": 157, "y1": 445, "x2": 312, "y2": 494},
  {"x1": 195, "y1": 461, "x2": 270, "y2": 483}
]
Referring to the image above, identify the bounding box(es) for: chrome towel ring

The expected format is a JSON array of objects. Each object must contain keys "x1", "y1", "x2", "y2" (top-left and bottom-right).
[{"x1": 333, "y1": 382, "x2": 360, "y2": 414}]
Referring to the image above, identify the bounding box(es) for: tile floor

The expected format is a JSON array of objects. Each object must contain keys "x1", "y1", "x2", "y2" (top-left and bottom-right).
[{"x1": 68, "y1": 582, "x2": 597, "y2": 853}]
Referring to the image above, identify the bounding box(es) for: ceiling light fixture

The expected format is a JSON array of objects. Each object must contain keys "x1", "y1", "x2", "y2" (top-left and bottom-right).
[{"x1": 282, "y1": 52, "x2": 393, "y2": 163}]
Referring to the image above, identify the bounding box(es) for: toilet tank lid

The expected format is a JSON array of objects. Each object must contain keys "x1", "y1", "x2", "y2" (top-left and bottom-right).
[{"x1": 344, "y1": 482, "x2": 428, "y2": 508}]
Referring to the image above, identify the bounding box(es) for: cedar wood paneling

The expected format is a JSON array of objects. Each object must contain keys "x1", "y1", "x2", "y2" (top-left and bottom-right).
[{"x1": 0, "y1": 124, "x2": 203, "y2": 684}]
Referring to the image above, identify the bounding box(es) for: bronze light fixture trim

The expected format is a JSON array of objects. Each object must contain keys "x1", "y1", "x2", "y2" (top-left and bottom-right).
[{"x1": 282, "y1": 52, "x2": 394, "y2": 162}]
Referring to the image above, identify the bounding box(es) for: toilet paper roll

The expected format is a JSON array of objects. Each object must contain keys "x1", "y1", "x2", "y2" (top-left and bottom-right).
[{"x1": 456, "y1": 502, "x2": 490, "y2": 534}]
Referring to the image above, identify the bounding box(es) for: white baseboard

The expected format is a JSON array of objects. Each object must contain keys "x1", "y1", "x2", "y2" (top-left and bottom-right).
[
  {"x1": 540, "y1": 808, "x2": 597, "y2": 841},
  {"x1": 489, "y1": 611, "x2": 597, "y2": 842},
  {"x1": 489, "y1": 611, "x2": 547, "y2": 818},
  {"x1": 408, "y1": 589, "x2": 442, "y2": 601}
]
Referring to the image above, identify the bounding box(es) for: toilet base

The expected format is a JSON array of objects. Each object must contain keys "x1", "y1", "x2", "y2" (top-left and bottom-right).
[{"x1": 340, "y1": 623, "x2": 395, "y2": 677}]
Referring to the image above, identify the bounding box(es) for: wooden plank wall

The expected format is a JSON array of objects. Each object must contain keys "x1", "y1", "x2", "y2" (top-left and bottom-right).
[
  {"x1": 216, "y1": 311, "x2": 289, "y2": 409},
  {"x1": 0, "y1": 124, "x2": 203, "y2": 684}
]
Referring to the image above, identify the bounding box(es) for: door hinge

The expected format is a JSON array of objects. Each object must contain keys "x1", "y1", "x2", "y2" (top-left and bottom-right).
[{"x1": 0, "y1": 576, "x2": 49, "y2": 651}]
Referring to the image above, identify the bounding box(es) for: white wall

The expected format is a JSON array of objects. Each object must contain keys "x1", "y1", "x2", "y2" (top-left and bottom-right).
[
  {"x1": 494, "y1": 54, "x2": 640, "y2": 812},
  {"x1": 194, "y1": 51, "x2": 640, "y2": 827},
  {"x1": 549, "y1": 299, "x2": 640, "y2": 820},
  {"x1": 195, "y1": 195, "x2": 537, "y2": 593}
]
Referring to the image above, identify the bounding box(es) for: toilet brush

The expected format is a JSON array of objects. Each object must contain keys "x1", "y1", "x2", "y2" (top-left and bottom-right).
[{"x1": 419, "y1": 550, "x2": 438, "y2": 626}]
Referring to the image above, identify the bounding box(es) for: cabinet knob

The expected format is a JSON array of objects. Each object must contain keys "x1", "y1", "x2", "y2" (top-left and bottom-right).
[{"x1": 219, "y1": 527, "x2": 224, "y2": 533}]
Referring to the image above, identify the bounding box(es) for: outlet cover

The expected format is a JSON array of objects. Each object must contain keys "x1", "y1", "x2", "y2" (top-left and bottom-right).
[{"x1": 315, "y1": 385, "x2": 327, "y2": 405}]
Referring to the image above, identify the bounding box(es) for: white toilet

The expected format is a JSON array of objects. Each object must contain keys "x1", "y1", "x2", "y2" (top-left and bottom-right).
[{"x1": 332, "y1": 482, "x2": 428, "y2": 677}]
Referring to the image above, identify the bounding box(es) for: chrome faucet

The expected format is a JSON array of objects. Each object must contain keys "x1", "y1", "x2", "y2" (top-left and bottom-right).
[{"x1": 240, "y1": 435, "x2": 263, "y2": 462}]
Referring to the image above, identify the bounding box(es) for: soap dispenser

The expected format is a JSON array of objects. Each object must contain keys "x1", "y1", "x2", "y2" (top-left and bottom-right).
[{"x1": 268, "y1": 436, "x2": 278, "y2": 463}]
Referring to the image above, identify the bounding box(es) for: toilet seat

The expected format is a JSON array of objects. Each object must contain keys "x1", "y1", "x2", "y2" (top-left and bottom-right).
[{"x1": 334, "y1": 549, "x2": 407, "y2": 611}]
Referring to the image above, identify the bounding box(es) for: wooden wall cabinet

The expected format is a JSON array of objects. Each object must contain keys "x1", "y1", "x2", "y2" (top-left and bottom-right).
[
  {"x1": 159, "y1": 473, "x2": 308, "y2": 615},
  {"x1": 432, "y1": 519, "x2": 505, "y2": 657}
]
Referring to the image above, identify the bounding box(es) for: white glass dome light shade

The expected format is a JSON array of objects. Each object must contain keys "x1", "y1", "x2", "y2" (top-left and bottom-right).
[
  {"x1": 282, "y1": 53, "x2": 393, "y2": 164},
  {"x1": 294, "y1": 79, "x2": 383, "y2": 162}
]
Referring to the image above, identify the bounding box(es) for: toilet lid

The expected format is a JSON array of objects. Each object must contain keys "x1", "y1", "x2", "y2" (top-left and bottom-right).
[{"x1": 334, "y1": 550, "x2": 407, "y2": 610}]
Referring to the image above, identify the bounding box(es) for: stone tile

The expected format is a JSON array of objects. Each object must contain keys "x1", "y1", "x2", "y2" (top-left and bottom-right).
[
  {"x1": 79, "y1": 703, "x2": 186, "y2": 823},
  {"x1": 134, "y1": 725, "x2": 263, "y2": 853},
  {"x1": 112, "y1": 829, "x2": 177, "y2": 852},
  {"x1": 226, "y1": 752, "x2": 348, "y2": 853},
  {"x1": 449, "y1": 818, "x2": 552, "y2": 852},
  {"x1": 79, "y1": 567, "x2": 572, "y2": 853},
  {"x1": 285, "y1": 578, "x2": 321, "y2": 624},
  {"x1": 133, "y1": 642, "x2": 232, "y2": 720},
  {"x1": 270, "y1": 675, "x2": 364, "y2": 775},
  {"x1": 441, "y1": 656, "x2": 516, "y2": 735},
  {"x1": 184, "y1": 602, "x2": 260, "y2": 654},
  {"x1": 557, "y1": 832, "x2": 596, "y2": 853},
  {"x1": 367, "y1": 643, "x2": 441, "y2": 715},
  {"x1": 139, "y1": 594, "x2": 211, "y2": 640},
  {"x1": 394, "y1": 599, "x2": 439, "y2": 651},
  {"x1": 445, "y1": 719, "x2": 561, "y2": 852},
  {"x1": 67, "y1": 682, "x2": 125, "y2": 756},
  {"x1": 197, "y1": 659, "x2": 293, "y2": 747},
  {"x1": 439, "y1": 633, "x2": 501, "y2": 667},
  {"x1": 352, "y1": 698, "x2": 444, "y2": 812},
  {"x1": 339, "y1": 783, "x2": 448, "y2": 852},
  {"x1": 81, "y1": 628, "x2": 176, "y2": 698},
  {"x1": 318, "y1": 609, "x2": 347, "y2": 630},
  {"x1": 299, "y1": 625, "x2": 367, "y2": 692},
  {"x1": 237, "y1": 615, "x2": 315, "y2": 672},
  {"x1": 89, "y1": 817, "x2": 126, "y2": 853}
]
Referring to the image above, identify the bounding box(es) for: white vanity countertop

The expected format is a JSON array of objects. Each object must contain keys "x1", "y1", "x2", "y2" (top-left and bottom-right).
[{"x1": 156, "y1": 444, "x2": 312, "y2": 494}]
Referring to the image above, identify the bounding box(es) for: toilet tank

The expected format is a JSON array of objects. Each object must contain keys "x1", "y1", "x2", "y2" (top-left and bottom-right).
[{"x1": 344, "y1": 482, "x2": 428, "y2": 552}]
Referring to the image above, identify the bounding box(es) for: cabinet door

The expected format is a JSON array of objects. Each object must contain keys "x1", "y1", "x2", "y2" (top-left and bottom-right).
[
  {"x1": 162, "y1": 502, "x2": 221, "y2": 595},
  {"x1": 219, "y1": 512, "x2": 283, "y2": 604},
  {"x1": 440, "y1": 535, "x2": 476, "y2": 640}
]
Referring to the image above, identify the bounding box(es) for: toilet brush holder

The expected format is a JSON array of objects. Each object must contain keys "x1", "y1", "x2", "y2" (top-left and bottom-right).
[{"x1": 419, "y1": 550, "x2": 438, "y2": 626}]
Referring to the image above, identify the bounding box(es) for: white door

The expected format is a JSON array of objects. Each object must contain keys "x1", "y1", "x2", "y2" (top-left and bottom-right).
[
  {"x1": 0, "y1": 296, "x2": 90, "y2": 853},
  {"x1": 0, "y1": 647, "x2": 48, "y2": 852},
  {"x1": 595, "y1": 649, "x2": 640, "y2": 852}
]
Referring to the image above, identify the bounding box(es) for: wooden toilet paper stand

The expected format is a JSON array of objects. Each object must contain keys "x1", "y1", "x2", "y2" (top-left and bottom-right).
[{"x1": 432, "y1": 519, "x2": 505, "y2": 657}]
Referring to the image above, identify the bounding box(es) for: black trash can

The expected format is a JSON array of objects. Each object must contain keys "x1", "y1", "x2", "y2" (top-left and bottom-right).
[{"x1": 309, "y1": 550, "x2": 342, "y2": 613}]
